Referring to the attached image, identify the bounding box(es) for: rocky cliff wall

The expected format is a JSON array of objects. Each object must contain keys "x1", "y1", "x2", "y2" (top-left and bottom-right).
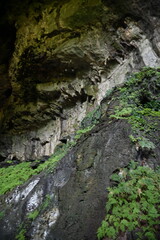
[
  {"x1": 0, "y1": 0, "x2": 160, "y2": 161},
  {"x1": 0, "y1": 106, "x2": 160, "y2": 239},
  {"x1": 0, "y1": 1, "x2": 160, "y2": 240}
]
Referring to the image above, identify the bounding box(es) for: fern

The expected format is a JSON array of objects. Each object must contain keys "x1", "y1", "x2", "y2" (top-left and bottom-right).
[{"x1": 97, "y1": 163, "x2": 160, "y2": 240}]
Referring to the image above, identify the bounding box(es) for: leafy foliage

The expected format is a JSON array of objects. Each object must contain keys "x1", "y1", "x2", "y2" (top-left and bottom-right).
[
  {"x1": 15, "y1": 228, "x2": 26, "y2": 240},
  {"x1": 129, "y1": 135, "x2": 155, "y2": 150},
  {"x1": 27, "y1": 209, "x2": 39, "y2": 220},
  {"x1": 81, "y1": 106, "x2": 101, "y2": 129},
  {"x1": 0, "y1": 146, "x2": 68, "y2": 196},
  {"x1": 74, "y1": 106, "x2": 101, "y2": 140},
  {"x1": 97, "y1": 162, "x2": 160, "y2": 240},
  {"x1": 110, "y1": 67, "x2": 160, "y2": 148},
  {"x1": 74, "y1": 126, "x2": 94, "y2": 140}
]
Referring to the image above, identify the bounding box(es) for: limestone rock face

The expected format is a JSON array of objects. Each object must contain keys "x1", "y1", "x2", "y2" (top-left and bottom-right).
[{"x1": 0, "y1": 0, "x2": 160, "y2": 161}]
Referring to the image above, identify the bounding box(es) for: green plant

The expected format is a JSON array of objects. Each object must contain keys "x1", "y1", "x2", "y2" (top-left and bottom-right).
[
  {"x1": 0, "y1": 145, "x2": 68, "y2": 196},
  {"x1": 0, "y1": 211, "x2": 5, "y2": 220},
  {"x1": 110, "y1": 67, "x2": 160, "y2": 147},
  {"x1": 74, "y1": 126, "x2": 94, "y2": 140},
  {"x1": 27, "y1": 209, "x2": 39, "y2": 220},
  {"x1": 15, "y1": 228, "x2": 26, "y2": 240},
  {"x1": 81, "y1": 106, "x2": 101, "y2": 129},
  {"x1": 97, "y1": 162, "x2": 160, "y2": 240},
  {"x1": 27, "y1": 194, "x2": 51, "y2": 221},
  {"x1": 105, "y1": 89, "x2": 114, "y2": 98},
  {"x1": 6, "y1": 160, "x2": 12, "y2": 164},
  {"x1": 41, "y1": 194, "x2": 51, "y2": 210},
  {"x1": 129, "y1": 135, "x2": 155, "y2": 150}
]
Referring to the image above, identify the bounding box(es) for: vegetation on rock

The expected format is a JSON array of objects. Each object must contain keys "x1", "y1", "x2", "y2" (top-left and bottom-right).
[
  {"x1": 0, "y1": 106, "x2": 100, "y2": 196},
  {"x1": 27, "y1": 209, "x2": 39, "y2": 221},
  {"x1": 1, "y1": 66, "x2": 160, "y2": 240},
  {"x1": 81, "y1": 106, "x2": 101, "y2": 129},
  {"x1": 97, "y1": 161, "x2": 160, "y2": 240},
  {"x1": 15, "y1": 227, "x2": 26, "y2": 240},
  {"x1": 98, "y1": 67, "x2": 160, "y2": 240},
  {"x1": 111, "y1": 67, "x2": 160, "y2": 150},
  {"x1": 0, "y1": 211, "x2": 5, "y2": 220},
  {"x1": 27, "y1": 194, "x2": 51, "y2": 220},
  {"x1": 0, "y1": 147, "x2": 66, "y2": 195},
  {"x1": 0, "y1": 0, "x2": 160, "y2": 239},
  {"x1": 74, "y1": 126, "x2": 94, "y2": 140}
]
